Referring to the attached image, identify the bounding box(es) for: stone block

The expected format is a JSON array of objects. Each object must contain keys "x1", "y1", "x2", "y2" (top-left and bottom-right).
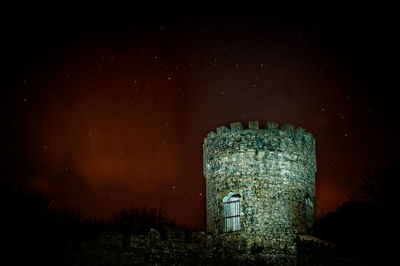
[
  {"x1": 230, "y1": 122, "x2": 243, "y2": 131},
  {"x1": 267, "y1": 121, "x2": 279, "y2": 129},
  {"x1": 281, "y1": 123, "x2": 295, "y2": 131},
  {"x1": 217, "y1": 126, "x2": 230, "y2": 135},
  {"x1": 248, "y1": 121, "x2": 259, "y2": 130}
]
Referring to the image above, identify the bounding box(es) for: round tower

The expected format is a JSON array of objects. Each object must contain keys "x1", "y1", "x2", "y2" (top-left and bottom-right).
[{"x1": 203, "y1": 121, "x2": 316, "y2": 262}]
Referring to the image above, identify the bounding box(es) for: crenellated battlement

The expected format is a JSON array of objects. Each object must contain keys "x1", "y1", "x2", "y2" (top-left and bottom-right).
[
  {"x1": 203, "y1": 121, "x2": 315, "y2": 162},
  {"x1": 203, "y1": 120, "x2": 316, "y2": 180},
  {"x1": 205, "y1": 121, "x2": 313, "y2": 142}
]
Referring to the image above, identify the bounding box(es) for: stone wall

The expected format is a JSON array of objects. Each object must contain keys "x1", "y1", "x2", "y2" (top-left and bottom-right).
[
  {"x1": 78, "y1": 227, "x2": 214, "y2": 265},
  {"x1": 76, "y1": 229, "x2": 337, "y2": 265},
  {"x1": 203, "y1": 121, "x2": 316, "y2": 263}
]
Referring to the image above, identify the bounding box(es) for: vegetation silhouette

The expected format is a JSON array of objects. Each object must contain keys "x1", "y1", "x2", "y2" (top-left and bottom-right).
[
  {"x1": 313, "y1": 157, "x2": 396, "y2": 265},
  {"x1": 0, "y1": 180, "x2": 179, "y2": 265}
]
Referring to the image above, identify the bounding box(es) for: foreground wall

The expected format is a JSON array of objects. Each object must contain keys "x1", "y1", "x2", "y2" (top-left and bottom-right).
[
  {"x1": 78, "y1": 228, "x2": 214, "y2": 265},
  {"x1": 76, "y1": 229, "x2": 337, "y2": 266}
]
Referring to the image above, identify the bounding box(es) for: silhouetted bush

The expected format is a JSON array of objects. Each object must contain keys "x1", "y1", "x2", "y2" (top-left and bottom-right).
[
  {"x1": 313, "y1": 158, "x2": 397, "y2": 265},
  {"x1": 107, "y1": 206, "x2": 176, "y2": 235},
  {"x1": 0, "y1": 180, "x2": 180, "y2": 265}
]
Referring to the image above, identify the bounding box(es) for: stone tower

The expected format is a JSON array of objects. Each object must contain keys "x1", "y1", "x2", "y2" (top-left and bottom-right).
[{"x1": 203, "y1": 121, "x2": 316, "y2": 263}]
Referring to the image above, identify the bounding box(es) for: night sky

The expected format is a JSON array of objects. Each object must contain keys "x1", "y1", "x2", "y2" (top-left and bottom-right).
[{"x1": 3, "y1": 2, "x2": 398, "y2": 227}]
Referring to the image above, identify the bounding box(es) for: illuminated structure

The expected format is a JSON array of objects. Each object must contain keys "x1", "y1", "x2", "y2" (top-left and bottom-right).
[{"x1": 203, "y1": 121, "x2": 316, "y2": 263}]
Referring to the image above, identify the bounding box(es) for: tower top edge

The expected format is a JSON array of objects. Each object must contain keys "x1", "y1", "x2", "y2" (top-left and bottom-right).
[{"x1": 205, "y1": 121, "x2": 313, "y2": 140}]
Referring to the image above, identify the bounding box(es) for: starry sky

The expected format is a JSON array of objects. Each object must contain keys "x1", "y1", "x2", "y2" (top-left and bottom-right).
[{"x1": 3, "y1": 2, "x2": 398, "y2": 227}]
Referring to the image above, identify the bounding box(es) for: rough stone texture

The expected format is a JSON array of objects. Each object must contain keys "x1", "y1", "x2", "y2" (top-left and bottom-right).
[
  {"x1": 76, "y1": 229, "x2": 338, "y2": 265},
  {"x1": 203, "y1": 121, "x2": 317, "y2": 263},
  {"x1": 78, "y1": 228, "x2": 214, "y2": 265}
]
